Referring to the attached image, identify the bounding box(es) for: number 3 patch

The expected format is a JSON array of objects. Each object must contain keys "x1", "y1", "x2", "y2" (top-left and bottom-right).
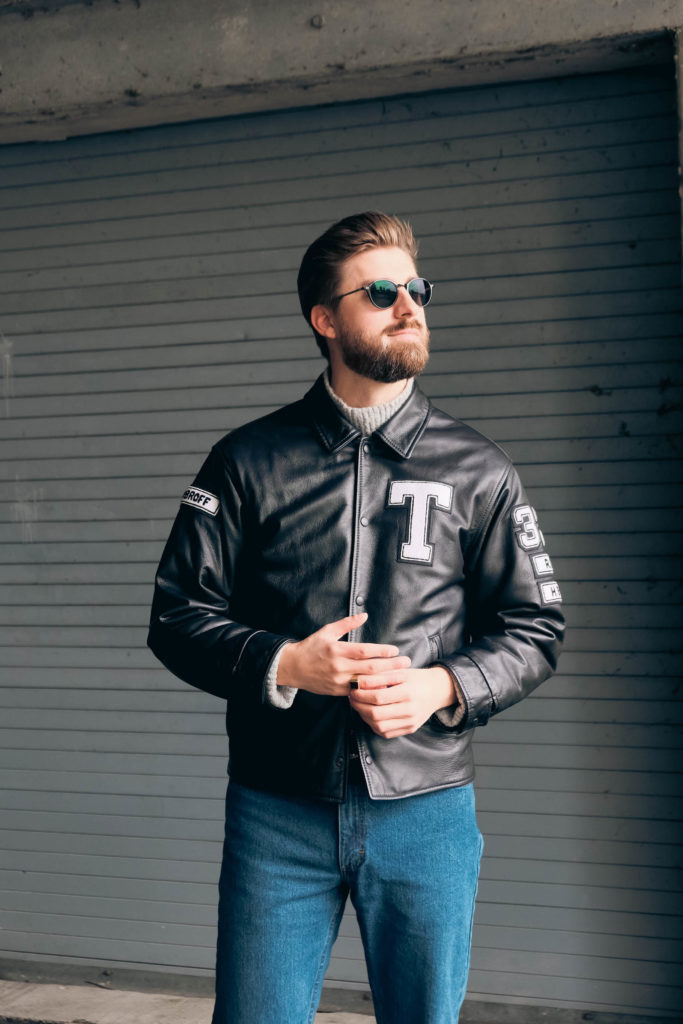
[
  {"x1": 512, "y1": 504, "x2": 562, "y2": 604},
  {"x1": 512, "y1": 504, "x2": 543, "y2": 551}
]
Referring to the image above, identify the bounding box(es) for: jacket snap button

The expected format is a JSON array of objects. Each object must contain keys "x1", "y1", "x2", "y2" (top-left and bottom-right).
[
  {"x1": 363, "y1": 443, "x2": 370, "y2": 454},
  {"x1": 365, "y1": 756, "x2": 372, "y2": 765},
  {"x1": 360, "y1": 516, "x2": 369, "y2": 527},
  {"x1": 336, "y1": 757, "x2": 344, "y2": 768},
  {"x1": 355, "y1": 595, "x2": 365, "y2": 606}
]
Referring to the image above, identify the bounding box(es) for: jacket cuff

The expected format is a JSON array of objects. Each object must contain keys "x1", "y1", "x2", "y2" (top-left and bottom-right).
[
  {"x1": 231, "y1": 629, "x2": 291, "y2": 700},
  {"x1": 432, "y1": 668, "x2": 467, "y2": 730},
  {"x1": 435, "y1": 654, "x2": 495, "y2": 730},
  {"x1": 264, "y1": 641, "x2": 298, "y2": 709}
]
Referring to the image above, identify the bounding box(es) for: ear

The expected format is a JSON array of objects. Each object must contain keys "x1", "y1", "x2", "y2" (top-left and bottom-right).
[{"x1": 310, "y1": 303, "x2": 337, "y2": 340}]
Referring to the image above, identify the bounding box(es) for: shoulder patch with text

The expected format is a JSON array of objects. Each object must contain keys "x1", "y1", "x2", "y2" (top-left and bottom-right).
[
  {"x1": 181, "y1": 486, "x2": 219, "y2": 516},
  {"x1": 539, "y1": 581, "x2": 563, "y2": 603}
]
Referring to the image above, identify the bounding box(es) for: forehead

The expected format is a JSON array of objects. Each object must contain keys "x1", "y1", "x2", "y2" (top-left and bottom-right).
[{"x1": 337, "y1": 245, "x2": 418, "y2": 289}]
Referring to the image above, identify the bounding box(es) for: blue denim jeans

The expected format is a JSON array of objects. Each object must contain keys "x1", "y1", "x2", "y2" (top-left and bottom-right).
[{"x1": 211, "y1": 780, "x2": 483, "y2": 1024}]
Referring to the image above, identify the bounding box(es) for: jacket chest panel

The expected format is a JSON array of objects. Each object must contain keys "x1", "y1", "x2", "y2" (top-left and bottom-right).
[
  {"x1": 353, "y1": 447, "x2": 468, "y2": 573},
  {"x1": 250, "y1": 444, "x2": 470, "y2": 577},
  {"x1": 251, "y1": 449, "x2": 357, "y2": 560},
  {"x1": 345, "y1": 443, "x2": 468, "y2": 647}
]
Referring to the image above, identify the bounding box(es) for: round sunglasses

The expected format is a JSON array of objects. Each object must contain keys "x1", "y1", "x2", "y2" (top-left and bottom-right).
[{"x1": 334, "y1": 277, "x2": 433, "y2": 309}]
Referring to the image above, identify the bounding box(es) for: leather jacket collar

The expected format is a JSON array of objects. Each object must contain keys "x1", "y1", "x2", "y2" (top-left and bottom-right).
[{"x1": 305, "y1": 373, "x2": 432, "y2": 459}]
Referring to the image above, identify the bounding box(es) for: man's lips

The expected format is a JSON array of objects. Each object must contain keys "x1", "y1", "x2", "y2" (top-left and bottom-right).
[
  {"x1": 385, "y1": 326, "x2": 423, "y2": 340},
  {"x1": 386, "y1": 318, "x2": 423, "y2": 335}
]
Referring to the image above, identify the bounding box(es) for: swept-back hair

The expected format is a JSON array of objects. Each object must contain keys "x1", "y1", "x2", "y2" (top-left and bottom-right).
[{"x1": 297, "y1": 211, "x2": 418, "y2": 358}]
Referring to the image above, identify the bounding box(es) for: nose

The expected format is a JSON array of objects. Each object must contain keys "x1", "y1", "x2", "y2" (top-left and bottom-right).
[{"x1": 393, "y1": 284, "x2": 420, "y2": 317}]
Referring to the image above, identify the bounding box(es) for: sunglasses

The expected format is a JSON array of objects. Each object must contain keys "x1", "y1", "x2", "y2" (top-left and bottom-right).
[{"x1": 334, "y1": 277, "x2": 433, "y2": 309}]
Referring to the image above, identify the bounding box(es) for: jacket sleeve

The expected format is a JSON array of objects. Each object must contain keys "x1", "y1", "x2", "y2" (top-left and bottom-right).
[
  {"x1": 147, "y1": 445, "x2": 290, "y2": 701},
  {"x1": 435, "y1": 462, "x2": 565, "y2": 732}
]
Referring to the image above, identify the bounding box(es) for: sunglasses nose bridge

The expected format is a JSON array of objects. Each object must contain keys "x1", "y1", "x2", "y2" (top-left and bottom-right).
[{"x1": 395, "y1": 281, "x2": 422, "y2": 312}]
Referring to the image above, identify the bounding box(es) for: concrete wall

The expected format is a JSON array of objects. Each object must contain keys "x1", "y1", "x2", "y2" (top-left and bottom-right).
[{"x1": 0, "y1": 0, "x2": 680, "y2": 144}]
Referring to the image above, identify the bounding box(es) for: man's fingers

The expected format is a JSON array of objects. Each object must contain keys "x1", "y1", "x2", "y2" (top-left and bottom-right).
[
  {"x1": 351, "y1": 697, "x2": 421, "y2": 733},
  {"x1": 354, "y1": 707, "x2": 417, "y2": 735},
  {"x1": 351, "y1": 672, "x2": 409, "y2": 693},
  {"x1": 317, "y1": 615, "x2": 402, "y2": 660},
  {"x1": 350, "y1": 655, "x2": 411, "y2": 674},
  {"x1": 350, "y1": 683, "x2": 407, "y2": 705},
  {"x1": 347, "y1": 643, "x2": 404, "y2": 662},
  {"x1": 380, "y1": 725, "x2": 417, "y2": 739},
  {"x1": 320, "y1": 612, "x2": 368, "y2": 640},
  {"x1": 316, "y1": 614, "x2": 405, "y2": 662},
  {"x1": 346, "y1": 658, "x2": 410, "y2": 685},
  {"x1": 334, "y1": 656, "x2": 408, "y2": 690}
]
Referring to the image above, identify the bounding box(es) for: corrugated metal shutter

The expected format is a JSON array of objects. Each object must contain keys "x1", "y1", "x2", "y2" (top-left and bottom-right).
[{"x1": 1, "y1": 62, "x2": 681, "y2": 1015}]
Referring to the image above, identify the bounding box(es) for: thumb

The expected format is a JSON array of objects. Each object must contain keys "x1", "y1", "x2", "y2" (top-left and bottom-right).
[{"x1": 319, "y1": 612, "x2": 368, "y2": 640}]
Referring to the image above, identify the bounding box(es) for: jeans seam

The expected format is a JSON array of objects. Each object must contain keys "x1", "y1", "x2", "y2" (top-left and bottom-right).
[
  {"x1": 306, "y1": 897, "x2": 345, "y2": 1024},
  {"x1": 454, "y1": 830, "x2": 484, "y2": 1013}
]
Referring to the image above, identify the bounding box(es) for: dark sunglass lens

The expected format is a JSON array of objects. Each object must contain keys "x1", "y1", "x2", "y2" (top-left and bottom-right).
[
  {"x1": 368, "y1": 280, "x2": 398, "y2": 308},
  {"x1": 407, "y1": 278, "x2": 431, "y2": 306}
]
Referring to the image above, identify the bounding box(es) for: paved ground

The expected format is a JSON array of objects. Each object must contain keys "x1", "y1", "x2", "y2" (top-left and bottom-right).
[
  {"x1": 0, "y1": 981, "x2": 373, "y2": 1024},
  {"x1": 0, "y1": 980, "x2": 665, "y2": 1024}
]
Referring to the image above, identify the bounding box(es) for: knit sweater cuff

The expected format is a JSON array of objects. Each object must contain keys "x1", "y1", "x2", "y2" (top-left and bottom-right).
[
  {"x1": 264, "y1": 642, "x2": 297, "y2": 709},
  {"x1": 433, "y1": 671, "x2": 467, "y2": 729}
]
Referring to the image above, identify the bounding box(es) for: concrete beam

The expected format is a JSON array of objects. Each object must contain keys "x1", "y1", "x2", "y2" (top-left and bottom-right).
[{"x1": 0, "y1": 0, "x2": 680, "y2": 144}]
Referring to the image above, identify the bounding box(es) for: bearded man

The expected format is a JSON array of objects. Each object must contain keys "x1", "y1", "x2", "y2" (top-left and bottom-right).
[{"x1": 148, "y1": 211, "x2": 564, "y2": 1024}]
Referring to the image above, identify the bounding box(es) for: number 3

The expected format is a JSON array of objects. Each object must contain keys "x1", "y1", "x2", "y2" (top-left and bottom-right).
[{"x1": 513, "y1": 504, "x2": 542, "y2": 550}]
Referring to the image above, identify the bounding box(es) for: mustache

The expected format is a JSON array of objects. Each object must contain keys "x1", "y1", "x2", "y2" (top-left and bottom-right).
[{"x1": 385, "y1": 319, "x2": 424, "y2": 335}]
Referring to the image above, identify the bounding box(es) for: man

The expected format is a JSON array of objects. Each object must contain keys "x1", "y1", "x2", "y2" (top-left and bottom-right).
[{"x1": 148, "y1": 211, "x2": 564, "y2": 1024}]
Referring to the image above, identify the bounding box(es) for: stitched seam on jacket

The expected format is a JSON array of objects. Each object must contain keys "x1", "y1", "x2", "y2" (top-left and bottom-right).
[
  {"x1": 232, "y1": 629, "x2": 266, "y2": 676},
  {"x1": 468, "y1": 461, "x2": 513, "y2": 557},
  {"x1": 456, "y1": 652, "x2": 496, "y2": 717}
]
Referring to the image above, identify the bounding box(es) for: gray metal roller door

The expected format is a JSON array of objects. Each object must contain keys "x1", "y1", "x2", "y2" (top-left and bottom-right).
[{"x1": 0, "y1": 61, "x2": 681, "y2": 1015}]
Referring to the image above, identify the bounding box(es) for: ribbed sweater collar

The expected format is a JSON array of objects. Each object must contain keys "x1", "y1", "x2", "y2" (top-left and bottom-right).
[{"x1": 323, "y1": 368, "x2": 414, "y2": 435}]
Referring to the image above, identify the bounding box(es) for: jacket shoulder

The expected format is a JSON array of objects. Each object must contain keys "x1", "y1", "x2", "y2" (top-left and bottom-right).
[
  {"x1": 426, "y1": 401, "x2": 513, "y2": 473},
  {"x1": 212, "y1": 396, "x2": 311, "y2": 464}
]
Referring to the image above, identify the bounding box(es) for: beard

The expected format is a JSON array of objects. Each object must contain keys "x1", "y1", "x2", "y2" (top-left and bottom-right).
[{"x1": 336, "y1": 318, "x2": 430, "y2": 383}]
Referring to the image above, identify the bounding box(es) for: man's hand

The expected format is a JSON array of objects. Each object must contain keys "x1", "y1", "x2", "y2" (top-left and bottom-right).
[
  {"x1": 277, "y1": 612, "x2": 411, "y2": 697},
  {"x1": 349, "y1": 666, "x2": 458, "y2": 739}
]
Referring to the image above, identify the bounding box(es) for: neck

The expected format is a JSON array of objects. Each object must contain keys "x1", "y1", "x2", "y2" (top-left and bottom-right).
[{"x1": 327, "y1": 357, "x2": 409, "y2": 408}]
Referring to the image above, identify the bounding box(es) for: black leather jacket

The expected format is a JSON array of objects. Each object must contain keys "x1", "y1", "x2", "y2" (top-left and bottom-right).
[{"x1": 148, "y1": 375, "x2": 564, "y2": 802}]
